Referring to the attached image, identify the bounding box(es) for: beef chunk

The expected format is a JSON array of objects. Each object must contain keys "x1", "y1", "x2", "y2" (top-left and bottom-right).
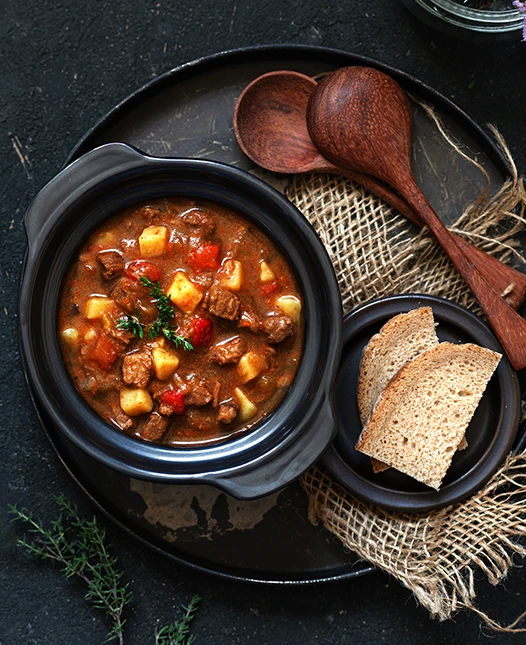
[
  {"x1": 141, "y1": 413, "x2": 169, "y2": 442},
  {"x1": 111, "y1": 406, "x2": 134, "y2": 432},
  {"x1": 262, "y1": 315, "x2": 294, "y2": 344},
  {"x1": 131, "y1": 295, "x2": 157, "y2": 323},
  {"x1": 185, "y1": 383, "x2": 213, "y2": 406},
  {"x1": 108, "y1": 325, "x2": 134, "y2": 346},
  {"x1": 238, "y1": 307, "x2": 261, "y2": 333},
  {"x1": 207, "y1": 286, "x2": 240, "y2": 321},
  {"x1": 180, "y1": 208, "x2": 215, "y2": 238},
  {"x1": 184, "y1": 376, "x2": 221, "y2": 407},
  {"x1": 111, "y1": 278, "x2": 142, "y2": 313},
  {"x1": 159, "y1": 402, "x2": 175, "y2": 416},
  {"x1": 210, "y1": 336, "x2": 246, "y2": 365},
  {"x1": 122, "y1": 351, "x2": 152, "y2": 388},
  {"x1": 217, "y1": 401, "x2": 238, "y2": 425},
  {"x1": 97, "y1": 250, "x2": 124, "y2": 279},
  {"x1": 223, "y1": 226, "x2": 248, "y2": 257},
  {"x1": 137, "y1": 205, "x2": 163, "y2": 223}
]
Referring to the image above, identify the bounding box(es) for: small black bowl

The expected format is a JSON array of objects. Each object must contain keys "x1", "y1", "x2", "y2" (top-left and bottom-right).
[
  {"x1": 323, "y1": 294, "x2": 521, "y2": 513},
  {"x1": 19, "y1": 143, "x2": 343, "y2": 500}
]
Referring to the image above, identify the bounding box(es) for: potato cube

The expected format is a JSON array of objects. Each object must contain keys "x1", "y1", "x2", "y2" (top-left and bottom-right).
[
  {"x1": 236, "y1": 352, "x2": 268, "y2": 384},
  {"x1": 234, "y1": 387, "x2": 258, "y2": 422},
  {"x1": 84, "y1": 328, "x2": 97, "y2": 342},
  {"x1": 166, "y1": 271, "x2": 203, "y2": 313},
  {"x1": 120, "y1": 388, "x2": 153, "y2": 416},
  {"x1": 218, "y1": 259, "x2": 243, "y2": 291},
  {"x1": 276, "y1": 295, "x2": 302, "y2": 323},
  {"x1": 152, "y1": 347, "x2": 180, "y2": 380},
  {"x1": 92, "y1": 230, "x2": 117, "y2": 246},
  {"x1": 139, "y1": 226, "x2": 169, "y2": 258},
  {"x1": 259, "y1": 261, "x2": 275, "y2": 283},
  {"x1": 84, "y1": 297, "x2": 115, "y2": 320},
  {"x1": 101, "y1": 312, "x2": 114, "y2": 331},
  {"x1": 60, "y1": 327, "x2": 79, "y2": 345}
]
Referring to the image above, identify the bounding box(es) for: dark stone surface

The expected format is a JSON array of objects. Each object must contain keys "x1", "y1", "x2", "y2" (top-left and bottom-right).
[{"x1": 1, "y1": 0, "x2": 525, "y2": 643}]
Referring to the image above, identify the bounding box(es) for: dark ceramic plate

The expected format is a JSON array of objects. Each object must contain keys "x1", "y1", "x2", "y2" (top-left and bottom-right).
[
  {"x1": 22, "y1": 45, "x2": 525, "y2": 584},
  {"x1": 324, "y1": 294, "x2": 521, "y2": 513}
]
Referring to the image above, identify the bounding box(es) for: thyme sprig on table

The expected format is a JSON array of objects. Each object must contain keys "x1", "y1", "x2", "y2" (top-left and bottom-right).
[
  {"x1": 116, "y1": 276, "x2": 193, "y2": 351},
  {"x1": 155, "y1": 594, "x2": 200, "y2": 645},
  {"x1": 9, "y1": 494, "x2": 131, "y2": 644},
  {"x1": 9, "y1": 495, "x2": 200, "y2": 644}
]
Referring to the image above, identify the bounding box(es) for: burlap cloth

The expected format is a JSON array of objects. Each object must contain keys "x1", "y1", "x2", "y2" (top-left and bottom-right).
[{"x1": 284, "y1": 106, "x2": 526, "y2": 631}]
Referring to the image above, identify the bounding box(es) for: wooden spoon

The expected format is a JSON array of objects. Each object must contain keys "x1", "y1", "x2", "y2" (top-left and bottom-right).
[
  {"x1": 307, "y1": 66, "x2": 526, "y2": 369},
  {"x1": 233, "y1": 71, "x2": 526, "y2": 311}
]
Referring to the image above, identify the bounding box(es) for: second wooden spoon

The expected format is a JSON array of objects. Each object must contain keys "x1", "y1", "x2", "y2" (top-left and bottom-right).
[{"x1": 307, "y1": 66, "x2": 526, "y2": 369}]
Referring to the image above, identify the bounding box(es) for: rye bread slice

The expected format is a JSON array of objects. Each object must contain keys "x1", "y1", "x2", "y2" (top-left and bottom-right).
[
  {"x1": 357, "y1": 307, "x2": 439, "y2": 473},
  {"x1": 355, "y1": 342, "x2": 501, "y2": 490}
]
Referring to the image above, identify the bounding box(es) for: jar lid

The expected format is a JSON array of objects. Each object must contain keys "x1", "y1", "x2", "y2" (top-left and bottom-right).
[{"x1": 323, "y1": 294, "x2": 521, "y2": 513}]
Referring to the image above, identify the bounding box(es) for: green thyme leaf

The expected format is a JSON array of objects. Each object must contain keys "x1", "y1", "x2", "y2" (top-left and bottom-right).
[
  {"x1": 154, "y1": 594, "x2": 201, "y2": 645},
  {"x1": 162, "y1": 328, "x2": 194, "y2": 351},
  {"x1": 116, "y1": 310, "x2": 144, "y2": 339},
  {"x1": 9, "y1": 495, "x2": 131, "y2": 644},
  {"x1": 9, "y1": 496, "x2": 200, "y2": 644},
  {"x1": 139, "y1": 276, "x2": 193, "y2": 351}
]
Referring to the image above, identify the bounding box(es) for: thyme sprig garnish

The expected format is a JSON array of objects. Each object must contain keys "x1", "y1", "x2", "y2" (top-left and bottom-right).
[
  {"x1": 160, "y1": 327, "x2": 194, "y2": 351},
  {"x1": 9, "y1": 495, "x2": 200, "y2": 644},
  {"x1": 115, "y1": 276, "x2": 193, "y2": 350},
  {"x1": 116, "y1": 309, "x2": 144, "y2": 339},
  {"x1": 139, "y1": 276, "x2": 194, "y2": 351}
]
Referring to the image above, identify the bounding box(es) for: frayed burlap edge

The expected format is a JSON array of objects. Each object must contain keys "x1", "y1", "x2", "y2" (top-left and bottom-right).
[
  {"x1": 302, "y1": 454, "x2": 526, "y2": 630},
  {"x1": 284, "y1": 107, "x2": 526, "y2": 631}
]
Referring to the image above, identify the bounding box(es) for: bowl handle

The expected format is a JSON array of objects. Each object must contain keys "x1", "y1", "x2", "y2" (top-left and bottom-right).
[
  {"x1": 208, "y1": 401, "x2": 337, "y2": 500},
  {"x1": 23, "y1": 143, "x2": 148, "y2": 246}
]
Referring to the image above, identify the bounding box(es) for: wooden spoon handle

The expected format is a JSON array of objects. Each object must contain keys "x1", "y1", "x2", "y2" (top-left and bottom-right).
[
  {"x1": 401, "y1": 178, "x2": 526, "y2": 370},
  {"x1": 453, "y1": 237, "x2": 526, "y2": 308},
  {"x1": 337, "y1": 168, "x2": 526, "y2": 311}
]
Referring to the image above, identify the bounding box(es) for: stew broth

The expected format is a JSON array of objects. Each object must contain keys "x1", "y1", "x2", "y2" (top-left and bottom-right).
[{"x1": 59, "y1": 198, "x2": 304, "y2": 446}]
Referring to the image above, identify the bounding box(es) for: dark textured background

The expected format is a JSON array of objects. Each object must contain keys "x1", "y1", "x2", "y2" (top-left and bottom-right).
[{"x1": 1, "y1": 1, "x2": 526, "y2": 643}]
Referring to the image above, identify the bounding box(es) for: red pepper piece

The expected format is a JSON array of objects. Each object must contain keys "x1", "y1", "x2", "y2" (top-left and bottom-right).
[
  {"x1": 160, "y1": 389, "x2": 185, "y2": 415},
  {"x1": 192, "y1": 317, "x2": 214, "y2": 346},
  {"x1": 260, "y1": 280, "x2": 279, "y2": 296},
  {"x1": 187, "y1": 244, "x2": 221, "y2": 273},
  {"x1": 125, "y1": 260, "x2": 162, "y2": 283},
  {"x1": 90, "y1": 333, "x2": 122, "y2": 371}
]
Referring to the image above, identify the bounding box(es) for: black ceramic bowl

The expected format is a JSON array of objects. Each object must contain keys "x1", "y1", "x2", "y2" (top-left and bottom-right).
[{"x1": 19, "y1": 143, "x2": 343, "y2": 500}]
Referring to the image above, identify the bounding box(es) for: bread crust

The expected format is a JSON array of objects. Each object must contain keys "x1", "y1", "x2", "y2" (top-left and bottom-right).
[
  {"x1": 357, "y1": 307, "x2": 438, "y2": 425},
  {"x1": 357, "y1": 307, "x2": 439, "y2": 474}
]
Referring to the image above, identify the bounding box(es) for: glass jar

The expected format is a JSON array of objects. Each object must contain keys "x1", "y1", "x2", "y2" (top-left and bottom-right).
[{"x1": 399, "y1": 0, "x2": 524, "y2": 41}]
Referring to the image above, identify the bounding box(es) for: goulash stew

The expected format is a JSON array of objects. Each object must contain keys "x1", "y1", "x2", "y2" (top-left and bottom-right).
[{"x1": 59, "y1": 198, "x2": 304, "y2": 446}]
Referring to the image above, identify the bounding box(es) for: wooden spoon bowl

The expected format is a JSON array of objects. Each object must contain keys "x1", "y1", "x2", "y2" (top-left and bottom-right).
[{"x1": 233, "y1": 71, "x2": 323, "y2": 174}]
